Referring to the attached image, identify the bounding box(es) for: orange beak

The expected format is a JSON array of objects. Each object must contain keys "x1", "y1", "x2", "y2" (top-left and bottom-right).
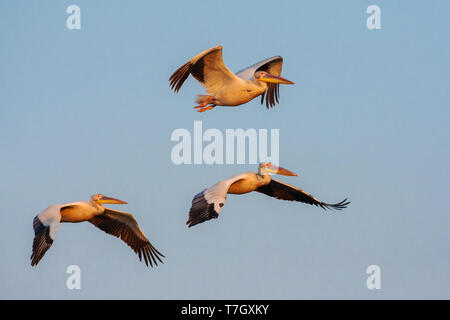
[
  {"x1": 268, "y1": 165, "x2": 297, "y2": 176},
  {"x1": 259, "y1": 74, "x2": 295, "y2": 85},
  {"x1": 98, "y1": 195, "x2": 128, "y2": 204}
]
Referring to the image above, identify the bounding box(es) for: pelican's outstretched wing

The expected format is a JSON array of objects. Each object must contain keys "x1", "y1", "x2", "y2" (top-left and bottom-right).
[
  {"x1": 256, "y1": 179, "x2": 350, "y2": 210},
  {"x1": 169, "y1": 45, "x2": 240, "y2": 95},
  {"x1": 187, "y1": 173, "x2": 247, "y2": 227},
  {"x1": 89, "y1": 209, "x2": 164, "y2": 267},
  {"x1": 31, "y1": 204, "x2": 71, "y2": 266},
  {"x1": 236, "y1": 56, "x2": 284, "y2": 108}
]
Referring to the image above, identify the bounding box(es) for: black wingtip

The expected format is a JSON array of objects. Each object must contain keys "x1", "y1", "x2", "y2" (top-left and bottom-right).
[
  {"x1": 169, "y1": 61, "x2": 192, "y2": 93},
  {"x1": 261, "y1": 83, "x2": 279, "y2": 108},
  {"x1": 30, "y1": 216, "x2": 53, "y2": 266},
  {"x1": 186, "y1": 191, "x2": 219, "y2": 228},
  {"x1": 324, "y1": 198, "x2": 350, "y2": 211},
  {"x1": 186, "y1": 218, "x2": 199, "y2": 228},
  {"x1": 142, "y1": 243, "x2": 165, "y2": 268}
]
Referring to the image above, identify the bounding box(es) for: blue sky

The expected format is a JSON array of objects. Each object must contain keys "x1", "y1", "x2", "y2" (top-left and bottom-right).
[{"x1": 0, "y1": 0, "x2": 449, "y2": 299}]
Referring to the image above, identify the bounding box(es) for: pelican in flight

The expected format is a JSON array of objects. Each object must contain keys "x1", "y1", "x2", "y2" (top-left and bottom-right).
[
  {"x1": 31, "y1": 194, "x2": 164, "y2": 267},
  {"x1": 187, "y1": 163, "x2": 350, "y2": 227},
  {"x1": 169, "y1": 45, "x2": 294, "y2": 112}
]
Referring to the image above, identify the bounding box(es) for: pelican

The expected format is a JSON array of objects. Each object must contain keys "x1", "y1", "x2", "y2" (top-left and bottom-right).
[
  {"x1": 31, "y1": 194, "x2": 164, "y2": 267},
  {"x1": 169, "y1": 45, "x2": 294, "y2": 112},
  {"x1": 187, "y1": 163, "x2": 350, "y2": 227}
]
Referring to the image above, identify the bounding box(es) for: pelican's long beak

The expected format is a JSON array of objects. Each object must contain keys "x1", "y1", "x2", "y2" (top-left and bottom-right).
[
  {"x1": 268, "y1": 165, "x2": 297, "y2": 176},
  {"x1": 259, "y1": 74, "x2": 294, "y2": 85},
  {"x1": 98, "y1": 195, "x2": 128, "y2": 204}
]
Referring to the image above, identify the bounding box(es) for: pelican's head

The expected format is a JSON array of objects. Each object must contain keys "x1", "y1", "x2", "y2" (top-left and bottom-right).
[
  {"x1": 254, "y1": 71, "x2": 294, "y2": 85},
  {"x1": 91, "y1": 194, "x2": 128, "y2": 205},
  {"x1": 258, "y1": 162, "x2": 297, "y2": 176}
]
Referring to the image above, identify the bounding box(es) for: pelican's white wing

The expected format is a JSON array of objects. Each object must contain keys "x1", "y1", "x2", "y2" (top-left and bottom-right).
[
  {"x1": 169, "y1": 45, "x2": 241, "y2": 95},
  {"x1": 235, "y1": 56, "x2": 283, "y2": 80},
  {"x1": 30, "y1": 203, "x2": 76, "y2": 266},
  {"x1": 236, "y1": 56, "x2": 285, "y2": 108},
  {"x1": 187, "y1": 173, "x2": 249, "y2": 227}
]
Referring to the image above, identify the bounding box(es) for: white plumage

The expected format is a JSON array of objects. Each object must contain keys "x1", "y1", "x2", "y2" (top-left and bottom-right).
[
  {"x1": 31, "y1": 194, "x2": 164, "y2": 267},
  {"x1": 187, "y1": 163, "x2": 350, "y2": 227}
]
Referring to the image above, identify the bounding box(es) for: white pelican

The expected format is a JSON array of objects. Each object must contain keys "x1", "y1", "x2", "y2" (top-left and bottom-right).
[
  {"x1": 31, "y1": 194, "x2": 164, "y2": 267},
  {"x1": 169, "y1": 45, "x2": 294, "y2": 112},
  {"x1": 187, "y1": 163, "x2": 350, "y2": 227}
]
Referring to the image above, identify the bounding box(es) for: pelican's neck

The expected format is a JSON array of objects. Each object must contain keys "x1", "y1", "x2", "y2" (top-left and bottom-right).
[
  {"x1": 256, "y1": 172, "x2": 272, "y2": 185},
  {"x1": 251, "y1": 79, "x2": 268, "y2": 92},
  {"x1": 90, "y1": 200, "x2": 105, "y2": 213}
]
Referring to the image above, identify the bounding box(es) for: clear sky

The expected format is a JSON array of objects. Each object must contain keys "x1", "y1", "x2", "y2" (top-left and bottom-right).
[{"x1": 0, "y1": 0, "x2": 449, "y2": 299}]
